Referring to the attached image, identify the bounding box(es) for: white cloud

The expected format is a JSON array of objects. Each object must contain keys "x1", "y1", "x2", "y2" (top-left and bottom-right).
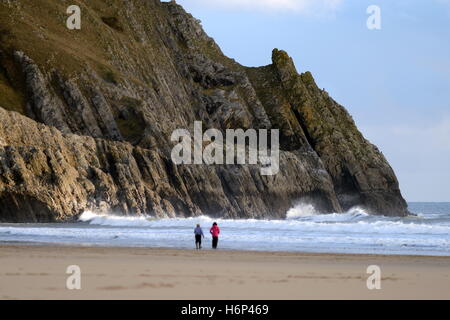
[{"x1": 178, "y1": 0, "x2": 343, "y2": 14}]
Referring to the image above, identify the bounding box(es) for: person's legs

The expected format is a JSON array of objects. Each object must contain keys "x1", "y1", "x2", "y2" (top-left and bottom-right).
[
  {"x1": 195, "y1": 235, "x2": 201, "y2": 249},
  {"x1": 212, "y1": 237, "x2": 218, "y2": 249}
]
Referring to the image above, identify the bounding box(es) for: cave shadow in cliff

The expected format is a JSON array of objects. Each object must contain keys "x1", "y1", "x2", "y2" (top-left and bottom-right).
[
  {"x1": 334, "y1": 166, "x2": 364, "y2": 212},
  {"x1": 0, "y1": 193, "x2": 57, "y2": 222}
]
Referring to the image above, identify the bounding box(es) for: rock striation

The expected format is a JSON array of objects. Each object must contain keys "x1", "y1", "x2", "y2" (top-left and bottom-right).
[{"x1": 0, "y1": 0, "x2": 409, "y2": 221}]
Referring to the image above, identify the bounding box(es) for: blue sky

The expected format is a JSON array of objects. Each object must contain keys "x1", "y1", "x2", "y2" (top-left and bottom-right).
[{"x1": 176, "y1": 0, "x2": 450, "y2": 202}]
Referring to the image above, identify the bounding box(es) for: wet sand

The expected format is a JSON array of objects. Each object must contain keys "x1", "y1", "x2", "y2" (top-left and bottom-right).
[{"x1": 0, "y1": 245, "x2": 449, "y2": 299}]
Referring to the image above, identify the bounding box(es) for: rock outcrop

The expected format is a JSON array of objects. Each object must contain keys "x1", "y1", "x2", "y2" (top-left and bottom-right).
[{"x1": 0, "y1": 0, "x2": 408, "y2": 221}]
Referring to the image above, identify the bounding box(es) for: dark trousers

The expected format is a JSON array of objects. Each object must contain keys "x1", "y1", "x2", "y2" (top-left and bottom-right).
[
  {"x1": 212, "y1": 236, "x2": 219, "y2": 249},
  {"x1": 195, "y1": 235, "x2": 202, "y2": 249}
]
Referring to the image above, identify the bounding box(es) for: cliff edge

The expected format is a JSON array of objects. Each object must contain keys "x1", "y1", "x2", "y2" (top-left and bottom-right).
[{"x1": 0, "y1": 0, "x2": 408, "y2": 221}]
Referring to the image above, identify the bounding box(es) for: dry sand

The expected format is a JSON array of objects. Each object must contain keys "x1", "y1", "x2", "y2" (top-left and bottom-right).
[{"x1": 0, "y1": 245, "x2": 449, "y2": 300}]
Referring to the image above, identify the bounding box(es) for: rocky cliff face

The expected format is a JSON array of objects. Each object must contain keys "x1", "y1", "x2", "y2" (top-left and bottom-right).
[{"x1": 0, "y1": 0, "x2": 408, "y2": 221}]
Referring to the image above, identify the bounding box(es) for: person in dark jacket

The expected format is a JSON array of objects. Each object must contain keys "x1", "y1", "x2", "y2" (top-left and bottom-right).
[{"x1": 194, "y1": 224, "x2": 204, "y2": 250}]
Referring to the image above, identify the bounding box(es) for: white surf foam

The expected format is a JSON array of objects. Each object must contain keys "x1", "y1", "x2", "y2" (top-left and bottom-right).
[
  {"x1": 77, "y1": 209, "x2": 450, "y2": 236},
  {"x1": 286, "y1": 203, "x2": 317, "y2": 219},
  {"x1": 1, "y1": 203, "x2": 449, "y2": 256}
]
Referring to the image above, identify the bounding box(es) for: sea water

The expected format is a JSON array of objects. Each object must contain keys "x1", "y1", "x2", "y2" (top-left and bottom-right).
[{"x1": 0, "y1": 203, "x2": 449, "y2": 256}]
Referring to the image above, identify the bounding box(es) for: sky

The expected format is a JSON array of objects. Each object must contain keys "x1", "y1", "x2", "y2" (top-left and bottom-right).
[{"x1": 175, "y1": 0, "x2": 450, "y2": 202}]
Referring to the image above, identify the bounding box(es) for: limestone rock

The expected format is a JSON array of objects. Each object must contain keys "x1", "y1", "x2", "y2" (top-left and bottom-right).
[{"x1": 0, "y1": 0, "x2": 408, "y2": 221}]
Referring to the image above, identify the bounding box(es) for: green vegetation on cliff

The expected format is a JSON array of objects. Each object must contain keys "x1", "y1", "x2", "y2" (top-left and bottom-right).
[{"x1": 0, "y1": 0, "x2": 408, "y2": 221}]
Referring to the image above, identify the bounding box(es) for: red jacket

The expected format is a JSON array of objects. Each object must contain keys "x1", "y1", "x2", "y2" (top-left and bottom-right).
[{"x1": 210, "y1": 225, "x2": 220, "y2": 237}]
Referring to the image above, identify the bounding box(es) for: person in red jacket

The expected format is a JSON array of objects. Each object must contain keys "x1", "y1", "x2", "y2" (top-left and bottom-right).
[{"x1": 210, "y1": 222, "x2": 220, "y2": 249}]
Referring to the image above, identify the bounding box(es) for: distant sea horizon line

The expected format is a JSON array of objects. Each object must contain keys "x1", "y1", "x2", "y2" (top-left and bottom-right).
[{"x1": 407, "y1": 201, "x2": 450, "y2": 203}]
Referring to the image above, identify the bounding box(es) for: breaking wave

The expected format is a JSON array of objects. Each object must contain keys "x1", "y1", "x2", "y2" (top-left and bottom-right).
[
  {"x1": 286, "y1": 203, "x2": 318, "y2": 218},
  {"x1": 1, "y1": 203, "x2": 450, "y2": 256},
  {"x1": 77, "y1": 208, "x2": 450, "y2": 236}
]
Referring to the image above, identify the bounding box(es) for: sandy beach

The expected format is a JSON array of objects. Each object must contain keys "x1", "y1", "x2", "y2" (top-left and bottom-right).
[{"x1": 0, "y1": 245, "x2": 449, "y2": 300}]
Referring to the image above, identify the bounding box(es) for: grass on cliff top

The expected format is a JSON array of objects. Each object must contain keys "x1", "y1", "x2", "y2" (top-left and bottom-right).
[
  {"x1": 0, "y1": 0, "x2": 174, "y2": 94},
  {"x1": 0, "y1": 0, "x2": 248, "y2": 113}
]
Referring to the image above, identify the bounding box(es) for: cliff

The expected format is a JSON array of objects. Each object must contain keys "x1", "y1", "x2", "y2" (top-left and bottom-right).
[{"x1": 0, "y1": 0, "x2": 408, "y2": 221}]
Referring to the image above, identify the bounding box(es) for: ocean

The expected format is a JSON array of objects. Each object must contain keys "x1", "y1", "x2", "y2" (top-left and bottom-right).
[{"x1": 0, "y1": 202, "x2": 449, "y2": 256}]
